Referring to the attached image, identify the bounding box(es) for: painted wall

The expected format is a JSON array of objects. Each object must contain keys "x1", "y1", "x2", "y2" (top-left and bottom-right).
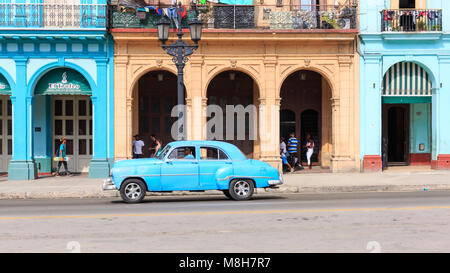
[
  {"x1": 0, "y1": 36, "x2": 114, "y2": 179},
  {"x1": 410, "y1": 103, "x2": 431, "y2": 154},
  {"x1": 360, "y1": 0, "x2": 450, "y2": 170}
]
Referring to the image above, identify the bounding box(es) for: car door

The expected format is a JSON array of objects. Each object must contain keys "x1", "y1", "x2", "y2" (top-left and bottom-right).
[
  {"x1": 198, "y1": 146, "x2": 232, "y2": 190},
  {"x1": 160, "y1": 146, "x2": 200, "y2": 191}
]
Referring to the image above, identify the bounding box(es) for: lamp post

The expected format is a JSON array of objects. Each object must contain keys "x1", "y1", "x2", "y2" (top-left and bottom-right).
[{"x1": 156, "y1": 2, "x2": 202, "y2": 140}]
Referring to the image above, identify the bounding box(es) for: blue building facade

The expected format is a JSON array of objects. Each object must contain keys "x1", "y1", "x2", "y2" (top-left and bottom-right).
[
  {"x1": 360, "y1": 0, "x2": 450, "y2": 171},
  {"x1": 0, "y1": 0, "x2": 114, "y2": 179}
]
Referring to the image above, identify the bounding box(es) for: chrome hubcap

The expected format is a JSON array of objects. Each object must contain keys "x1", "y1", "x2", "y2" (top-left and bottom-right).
[
  {"x1": 125, "y1": 183, "x2": 142, "y2": 200},
  {"x1": 233, "y1": 181, "x2": 250, "y2": 197}
]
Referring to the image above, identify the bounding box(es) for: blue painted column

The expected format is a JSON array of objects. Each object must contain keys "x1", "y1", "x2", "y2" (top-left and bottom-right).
[
  {"x1": 8, "y1": 58, "x2": 37, "y2": 180},
  {"x1": 434, "y1": 56, "x2": 450, "y2": 169},
  {"x1": 88, "y1": 58, "x2": 110, "y2": 178},
  {"x1": 360, "y1": 54, "x2": 383, "y2": 171}
]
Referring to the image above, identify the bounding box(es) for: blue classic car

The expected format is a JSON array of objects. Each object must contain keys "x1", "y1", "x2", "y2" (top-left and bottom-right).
[{"x1": 103, "y1": 140, "x2": 283, "y2": 203}]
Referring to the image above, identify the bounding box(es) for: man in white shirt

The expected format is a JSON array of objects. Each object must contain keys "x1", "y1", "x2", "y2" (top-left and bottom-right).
[{"x1": 132, "y1": 135, "x2": 145, "y2": 159}]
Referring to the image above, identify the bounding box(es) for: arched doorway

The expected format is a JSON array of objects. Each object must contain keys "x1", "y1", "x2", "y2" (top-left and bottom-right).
[
  {"x1": 136, "y1": 70, "x2": 181, "y2": 157},
  {"x1": 206, "y1": 70, "x2": 259, "y2": 157},
  {"x1": 382, "y1": 62, "x2": 432, "y2": 168},
  {"x1": 280, "y1": 70, "x2": 332, "y2": 169},
  {"x1": 33, "y1": 67, "x2": 93, "y2": 173},
  {"x1": 0, "y1": 73, "x2": 12, "y2": 172}
]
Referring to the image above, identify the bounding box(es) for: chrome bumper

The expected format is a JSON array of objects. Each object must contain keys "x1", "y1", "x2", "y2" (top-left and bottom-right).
[
  {"x1": 268, "y1": 174, "x2": 284, "y2": 186},
  {"x1": 102, "y1": 177, "x2": 117, "y2": 191}
]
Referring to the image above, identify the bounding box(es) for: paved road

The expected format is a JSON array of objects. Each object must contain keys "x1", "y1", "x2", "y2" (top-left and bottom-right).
[{"x1": 1, "y1": 191, "x2": 450, "y2": 253}]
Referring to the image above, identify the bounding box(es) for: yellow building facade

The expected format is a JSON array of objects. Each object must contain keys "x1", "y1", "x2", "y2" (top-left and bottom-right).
[{"x1": 112, "y1": 0, "x2": 360, "y2": 172}]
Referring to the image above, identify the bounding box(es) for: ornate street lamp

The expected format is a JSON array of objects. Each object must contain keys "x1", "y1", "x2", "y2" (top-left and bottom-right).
[{"x1": 156, "y1": 2, "x2": 202, "y2": 140}]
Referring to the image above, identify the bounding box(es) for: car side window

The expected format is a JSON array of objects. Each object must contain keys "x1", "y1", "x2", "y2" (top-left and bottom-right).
[
  {"x1": 168, "y1": 146, "x2": 196, "y2": 160},
  {"x1": 200, "y1": 147, "x2": 229, "y2": 160}
]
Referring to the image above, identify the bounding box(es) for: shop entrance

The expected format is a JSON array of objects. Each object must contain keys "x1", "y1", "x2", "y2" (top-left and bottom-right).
[
  {"x1": 206, "y1": 70, "x2": 259, "y2": 158},
  {"x1": 280, "y1": 70, "x2": 332, "y2": 168},
  {"x1": 383, "y1": 104, "x2": 410, "y2": 166},
  {"x1": 52, "y1": 96, "x2": 92, "y2": 172},
  {"x1": 0, "y1": 97, "x2": 12, "y2": 172},
  {"x1": 137, "y1": 70, "x2": 178, "y2": 157}
]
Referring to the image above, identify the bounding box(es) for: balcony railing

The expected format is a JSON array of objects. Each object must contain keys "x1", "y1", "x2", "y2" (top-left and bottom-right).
[
  {"x1": 112, "y1": 3, "x2": 358, "y2": 31},
  {"x1": 381, "y1": 9, "x2": 442, "y2": 32},
  {"x1": 0, "y1": 3, "x2": 107, "y2": 29}
]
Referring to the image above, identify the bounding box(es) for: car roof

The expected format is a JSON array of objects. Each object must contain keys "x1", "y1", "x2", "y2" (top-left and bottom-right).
[{"x1": 166, "y1": 140, "x2": 247, "y2": 160}]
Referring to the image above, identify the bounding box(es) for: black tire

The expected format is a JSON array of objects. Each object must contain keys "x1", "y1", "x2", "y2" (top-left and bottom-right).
[
  {"x1": 222, "y1": 190, "x2": 233, "y2": 200},
  {"x1": 120, "y1": 179, "x2": 147, "y2": 203},
  {"x1": 228, "y1": 179, "x2": 254, "y2": 201}
]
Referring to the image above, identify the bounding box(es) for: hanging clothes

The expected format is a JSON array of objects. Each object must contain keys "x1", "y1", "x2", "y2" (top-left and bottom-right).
[{"x1": 144, "y1": 6, "x2": 162, "y2": 15}]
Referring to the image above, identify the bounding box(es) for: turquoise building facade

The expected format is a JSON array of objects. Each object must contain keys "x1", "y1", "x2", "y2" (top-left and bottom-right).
[
  {"x1": 0, "y1": 0, "x2": 114, "y2": 179},
  {"x1": 360, "y1": 0, "x2": 450, "y2": 171}
]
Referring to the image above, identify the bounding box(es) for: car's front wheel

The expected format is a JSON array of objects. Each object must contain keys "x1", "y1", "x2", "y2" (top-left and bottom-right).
[
  {"x1": 120, "y1": 179, "x2": 146, "y2": 203},
  {"x1": 228, "y1": 179, "x2": 254, "y2": 201}
]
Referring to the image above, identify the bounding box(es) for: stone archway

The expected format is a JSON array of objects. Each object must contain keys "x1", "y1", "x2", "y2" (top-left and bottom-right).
[
  {"x1": 205, "y1": 70, "x2": 260, "y2": 158},
  {"x1": 280, "y1": 69, "x2": 333, "y2": 170}
]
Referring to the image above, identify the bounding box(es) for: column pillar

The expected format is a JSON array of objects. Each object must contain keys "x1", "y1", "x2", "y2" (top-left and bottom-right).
[
  {"x1": 8, "y1": 57, "x2": 37, "y2": 180},
  {"x1": 258, "y1": 56, "x2": 281, "y2": 170},
  {"x1": 114, "y1": 55, "x2": 129, "y2": 160},
  {"x1": 89, "y1": 58, "x2": 110, "y2": 178},
  {"x1": 330, "y1": 56, "x2": 356, "y2": 172},
  {"x1": 361, "y1": 55, "x2": 383, "y2": 172},
  {"x1": 433, "y1": 56, "x2": 450, "y2": 169},
  {"x1": 188, "y1": 56, "x2": 204, "y2": 140}
]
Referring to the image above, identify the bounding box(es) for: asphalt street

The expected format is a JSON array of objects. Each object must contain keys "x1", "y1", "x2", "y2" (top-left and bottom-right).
[{"x1": 1, "y1": 191, "x2": 450, "y2": 252}]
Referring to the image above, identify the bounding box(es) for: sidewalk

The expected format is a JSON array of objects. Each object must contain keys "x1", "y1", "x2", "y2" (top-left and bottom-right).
[{"x1": 0, "y1": 166, "x2": 449, "y2": 199}]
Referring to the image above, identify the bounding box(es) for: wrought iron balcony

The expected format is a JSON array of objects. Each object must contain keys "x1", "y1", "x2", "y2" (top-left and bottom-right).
[
  {"x1": 111, "y1": 2, "x2": 358, "y2": 31},
  {"x1": 381, "y1": 9, "x2": 442, "y2": 32},
  {"x1": 0, "y1": 3, "x2": 107, "y2": 29}
]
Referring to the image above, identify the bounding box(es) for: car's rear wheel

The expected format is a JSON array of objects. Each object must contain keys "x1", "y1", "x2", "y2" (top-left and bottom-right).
[
  {"x1": 228, "y1": 179, "x2": 254, "y2": 201},
  {"x1": 120, "y1": 179, "x2": 146, "y2": 203}
]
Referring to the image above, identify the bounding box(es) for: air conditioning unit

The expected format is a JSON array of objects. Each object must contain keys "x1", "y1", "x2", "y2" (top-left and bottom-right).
[{"x1": 337, "y1": 18, "x2": 351, "y2": 29}]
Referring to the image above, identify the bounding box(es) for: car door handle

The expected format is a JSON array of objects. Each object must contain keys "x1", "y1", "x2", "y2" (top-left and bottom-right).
[
  {"x1": 191, "y1": 161, "x2": 198, "y2": 164},
  {"x1": 225, "y1": 162, "x2": 232, "y2": 164}
]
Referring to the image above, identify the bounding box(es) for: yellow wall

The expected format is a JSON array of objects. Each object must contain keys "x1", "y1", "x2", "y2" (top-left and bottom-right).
[{"x1": 113, "y1": 31, "x2": 361, "y2": 172}]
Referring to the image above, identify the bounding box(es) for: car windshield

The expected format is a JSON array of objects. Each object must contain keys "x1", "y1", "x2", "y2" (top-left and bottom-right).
[{"x1": 157, "y1": 145, "x2": 171, "y2": 160}]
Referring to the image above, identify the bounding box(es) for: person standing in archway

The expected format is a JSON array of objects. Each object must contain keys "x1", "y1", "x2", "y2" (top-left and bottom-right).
[
  {"x1": 280, "y1": 137, "x2": 294, "y2": 173},
  {"x1": 287, "y1": 132, "x2": 303, "y2": 171},
  {"x1": 132, "y1": 135, "x2": 145, "y2": 159},
  {"x1": 305, "y1": 134, "x2": 315, "y2": 170},
  {"x1": 149, "y1": 134, "x2": 162, "y2": 158}
]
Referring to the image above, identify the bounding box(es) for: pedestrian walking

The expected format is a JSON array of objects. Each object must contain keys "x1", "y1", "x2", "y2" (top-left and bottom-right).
[
  {"x1": 280, "y1": 137, "x2": 294, "y2": 172},
  {"x1": 149, "y1": 134, "x2": 162, "y2": 158},
  {"x1": 132, "y1": 135, "x2": 145, "y2": 159},
  {"x1": 305, "y1": 134, "x2": 315, "y2": 170},
  {"x1": 287, "y1": 132, "x2": 303, "y2": 170},
  {"x1": 55, "y1": 137, "x2": 71, "y2": 176}
]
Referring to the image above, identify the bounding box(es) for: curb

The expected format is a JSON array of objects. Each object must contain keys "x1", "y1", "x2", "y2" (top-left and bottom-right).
[{"x1": 1, "y1": 184, "x2": 450, "y2": 200}]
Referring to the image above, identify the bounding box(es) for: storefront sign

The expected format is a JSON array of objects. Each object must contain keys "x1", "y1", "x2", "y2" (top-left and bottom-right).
[
  {"x1": 35, "y1": 68, "x2": 91, "y2": 96},
  {"x1": 0, "y1": 74, "x2": 11, "y2": 95}
]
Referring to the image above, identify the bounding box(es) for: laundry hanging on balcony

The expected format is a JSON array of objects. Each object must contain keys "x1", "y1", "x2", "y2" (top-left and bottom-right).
[{"x1": 382, "y1": 62, "x2": 432, "y2": 97}]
